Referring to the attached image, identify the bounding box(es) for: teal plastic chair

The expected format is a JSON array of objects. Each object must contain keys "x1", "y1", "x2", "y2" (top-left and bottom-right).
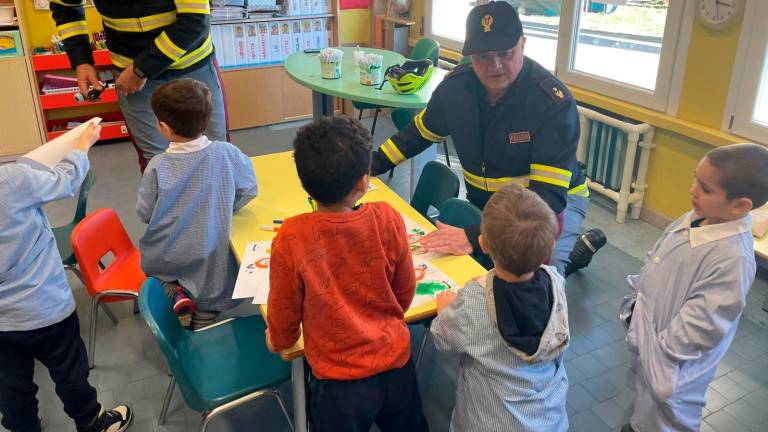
[
  {"x1": 355, "y1": 38, "x2": 440, "y2": 136},
  {"x1": 437, "y1": 198, "x2": 482, "y2": 228},
  {"x1": 53, "y1": 170, "x2": 96, "y2": 283},
  {"x1": 410, "y1": 160, "x2": 459, "y2": 220},
  {"x1": 387, "y1": 108, "x2": 452, "y2": 179},
  {"x1": 138, "y1": 278, "x2": 294, "y2": 432}
]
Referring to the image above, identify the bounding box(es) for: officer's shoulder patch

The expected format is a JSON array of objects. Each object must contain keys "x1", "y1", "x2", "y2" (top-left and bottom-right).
[{"x1": 538, "y1": 77, "x2": 571, "y2": 104}]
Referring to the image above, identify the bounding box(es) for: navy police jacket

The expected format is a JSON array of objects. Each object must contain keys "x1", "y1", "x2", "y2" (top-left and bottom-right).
[
  {"x1": 50, "y1": 0, "x2": 212, "y2": 79},
  {"x1": 372, "y1": 57, "x2": 587, "y2": 216}
]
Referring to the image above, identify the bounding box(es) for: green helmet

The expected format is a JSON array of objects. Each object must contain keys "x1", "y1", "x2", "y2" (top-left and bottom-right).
[{"x1": 382, "y1": 59, "x2": 434, "y2": 94}]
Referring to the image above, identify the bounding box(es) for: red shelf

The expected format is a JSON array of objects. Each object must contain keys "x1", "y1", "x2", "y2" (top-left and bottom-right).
[
  {"x1": 32, "y1": 50, "x2": 113, "y2": 71},
  {"x1": 46, "y1": 113, "x2": 129, "y2": 142},
  {"x1": 40, "y1": 87, "x2": 119, "y2": 110}
]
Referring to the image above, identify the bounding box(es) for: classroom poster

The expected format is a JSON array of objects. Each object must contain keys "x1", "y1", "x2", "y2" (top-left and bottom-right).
[
  {"x1": 257, "y1": 22, "x2": 271, "y2": 63},
  {"x1": 287, "y1": 0, "x2": 301, "y2": 16},
  {"x1": 302, "y1": 19, "x2": 314, "y2": 50},
  {"x1": 233, "y1": 23, "x2": 247, "y2": 66},
  {"x1": 300, "y1": 0, "x2": 312, "y2": 15},
  {"x1": 245, "y1": 23, "x2": 260, "y2": 64},
  {"x1": 323, "y1": 18, "x2": 333, "y2": 48},
  {"x1": 291, "y1": 20, "x2": 303, "y2": 54},
  {"x1": 269, "y1": 22, "x2": 282, "y2": 62},
  {"x1": 280, "y1": 21, "x2": 292, "y2": 58},
  {"x1": 312, "y1": 18, "x2": 323, "y2": 50},
  {"x1": 219, "y1": 24, "x2": 237, "y2": 67},
  {"x1": 210, "y1": 25, "x2": 226, "y2": 67}
]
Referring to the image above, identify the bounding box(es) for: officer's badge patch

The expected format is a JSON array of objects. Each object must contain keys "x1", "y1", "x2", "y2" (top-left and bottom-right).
[
  {"x1": 482, "y1": 15, "x2": 493, "y2": 32},
  {"x1": 509, "y1": 131, "x2": 531, "y2": 144},
  {"x1": 539, "y1": 77, "x2": 571, "y2": 104}
]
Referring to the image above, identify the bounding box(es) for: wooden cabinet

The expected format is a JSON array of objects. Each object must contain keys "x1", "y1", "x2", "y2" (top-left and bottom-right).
[
  {"x1": 0, "y1": 56, "x2": 43, "y2": 156},
  {"x1": 220, "y1": 65, "x2": 314, "y2": 130}
]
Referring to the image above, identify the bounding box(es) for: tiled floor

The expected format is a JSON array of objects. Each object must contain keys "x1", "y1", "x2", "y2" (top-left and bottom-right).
[{"x1": 3, "y1": 117, "x2": 768, "y2": 432}]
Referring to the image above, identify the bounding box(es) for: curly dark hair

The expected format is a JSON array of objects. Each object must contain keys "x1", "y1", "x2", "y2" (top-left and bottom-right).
[{"x1": 293, "y1": 115, "x2": 372, "y2": 205}]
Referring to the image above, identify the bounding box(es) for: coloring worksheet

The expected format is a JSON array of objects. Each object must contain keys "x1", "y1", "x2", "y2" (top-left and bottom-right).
[{"x1": 233, "y1": 241, "x2": 272, "y2": 304}]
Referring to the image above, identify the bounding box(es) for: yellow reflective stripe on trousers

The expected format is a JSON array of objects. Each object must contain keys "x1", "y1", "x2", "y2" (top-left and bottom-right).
[
  {"x1": 462, "y1": 170, "x2": 529, "y2": 192},
  {"x1": 155, "y1": 31, "x2": 185, "y2": 62},
  {"x1": 102, "y1": 11, "x2": 177, "y2": 33},
  {"x1": 56, "y1": 20, "x2": 89, "y2": 40},
  {"x1": 414, "y1": 109, "x2": 446, "y2": 142},
  {"x1": 174, "y1": 0, "x2": 211, "y2": 14},
  {"x1": 568, "y1": 181, "x2": 590, "y2": 197},
  {"x1": 529, "y1": 163, "x2": 571, "y2": 188},
  {"x1": 108, "y1": 36, "x2": 211, "y2": 70},
  {"x1": 380, "y1": 139, "x2": 406, "y2": 165}
]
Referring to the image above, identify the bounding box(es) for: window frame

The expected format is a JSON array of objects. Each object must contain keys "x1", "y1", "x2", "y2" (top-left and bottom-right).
[
  {"x1": 724, "y1": 0, "x2": 768, "y2": 143},
  {"x1": 423, "y1": 0, "x2": 690, "y2": 113}
]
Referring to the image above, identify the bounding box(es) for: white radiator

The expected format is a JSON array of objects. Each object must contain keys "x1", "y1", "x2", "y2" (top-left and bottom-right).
[{"x1": 577, "y1": 106, "x2": 655, "y2": 223}]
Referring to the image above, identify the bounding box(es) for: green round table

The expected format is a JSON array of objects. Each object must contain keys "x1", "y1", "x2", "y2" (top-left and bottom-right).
[
  {"x1": 284, "y1": 47, "x2": 448, "y2": 196},
  {"x1": 283, "y1": 47, "x2": 447, "y2": 117}
]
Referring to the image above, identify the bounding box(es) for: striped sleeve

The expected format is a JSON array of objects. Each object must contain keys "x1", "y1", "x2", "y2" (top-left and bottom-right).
[
  {"x1": 430, "y1": 286, "x2": 469, "y2": 354},
  {"x1": 49, "y1": 0, "x2": 94, "y2": 68},
  {"x1": 528, "y1": 100, "x2": 579, "y2": 214},
  {"x1": 133, "y1": 0, "x2": 212, "y2": 78},
  {"x1": 371, "y1": 96, "x2": 449, "y2": 175}
]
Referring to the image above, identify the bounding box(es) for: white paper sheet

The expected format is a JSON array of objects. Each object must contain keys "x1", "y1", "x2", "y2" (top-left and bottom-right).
[
  {"x1": 233, "y1": 241, "x2": 272, "y2": 304},
  {"x1": 21, "y1": 117, "x2": 101, "y2": 168}
]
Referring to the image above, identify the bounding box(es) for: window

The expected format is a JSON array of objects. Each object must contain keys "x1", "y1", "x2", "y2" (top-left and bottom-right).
[
  {"x1": 424, "y1": 0, "x2": 689, "y2": 112},
  {"x1": 725, "y1": 1, "x2": 768, "y2": 143}
]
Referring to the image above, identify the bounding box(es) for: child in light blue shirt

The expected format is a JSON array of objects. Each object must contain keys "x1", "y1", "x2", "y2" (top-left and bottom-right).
[{"x1": 0, "y1": 123, "x2": 133, "y2": 432}]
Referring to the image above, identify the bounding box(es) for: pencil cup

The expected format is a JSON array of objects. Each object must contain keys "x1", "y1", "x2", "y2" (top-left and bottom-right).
[
  {"x1": 360, "y1": 66, "x2": 382, "y2": 86},
  {"x1": 320, "y1": 60, "x2": 342, "y2": 79}
]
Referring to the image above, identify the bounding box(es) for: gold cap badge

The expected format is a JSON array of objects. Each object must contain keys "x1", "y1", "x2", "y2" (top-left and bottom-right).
[{"x1": 481, "y1": 15, "x2": 493, "y2": 33}]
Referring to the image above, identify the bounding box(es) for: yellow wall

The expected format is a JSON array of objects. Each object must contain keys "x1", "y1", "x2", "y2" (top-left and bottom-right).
[
  {"x1": 23, "y1": 6, "x2": 103, "y2": 50},
  {"x1": 339, "y1": 8, "x2": 371, "y2": 45}
]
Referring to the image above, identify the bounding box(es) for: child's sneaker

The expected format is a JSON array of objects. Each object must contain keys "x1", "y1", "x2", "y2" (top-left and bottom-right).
[
  {"x1": 84, "y1": 405, "x2": 132, "y2": 432},
  {"x1": 170, "y1": 286, "x2": 194, "y2": 328}
]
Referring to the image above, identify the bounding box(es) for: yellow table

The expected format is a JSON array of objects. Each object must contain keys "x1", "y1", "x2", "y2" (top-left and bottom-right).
[{"x1": 230, "y1": 151, "x2": 486, "y2": 431}]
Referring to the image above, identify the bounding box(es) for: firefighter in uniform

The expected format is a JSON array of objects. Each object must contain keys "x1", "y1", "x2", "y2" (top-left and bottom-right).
[
  {"x1": 371, "y1": 1, "x2": 605, "y2": 274},
  {"x1": 49, "y1": 0, "x2": 226, "y2": 171}
]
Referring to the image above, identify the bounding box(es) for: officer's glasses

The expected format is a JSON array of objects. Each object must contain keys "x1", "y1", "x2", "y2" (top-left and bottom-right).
[{"x1": 471, "y1": 48, "x2": 517, "y2": 64}]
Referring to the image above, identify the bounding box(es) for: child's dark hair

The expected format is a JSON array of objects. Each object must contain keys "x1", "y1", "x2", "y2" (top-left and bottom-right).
[
  {"x1": 293, "y1": 115, "x2": 372, "y2": 205},
  {"x1": 706, "y1": 143, "x2": 768, "y2": 209},
  {"x1": 151, "y1": 78, "x2": 212, "y2": 139},
  {"x1": 481, "y1": 184, "x2": 558, "y2": 276}
]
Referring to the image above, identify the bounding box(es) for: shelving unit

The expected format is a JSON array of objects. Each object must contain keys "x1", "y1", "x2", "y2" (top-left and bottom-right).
[
  {"x1": 30, "y1": 50, "x2": 129, "y2": 142},
  {"x1": 0, "y1": 0, "x2": 44, "y2": 158}
]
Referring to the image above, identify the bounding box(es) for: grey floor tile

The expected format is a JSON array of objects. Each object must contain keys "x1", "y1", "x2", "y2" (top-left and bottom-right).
[
  {"x1": 710, "y1": 375, "x2": 752, "y2": 403},
  {"x1": 582, "y1": 375, "x2": 622, "y2": 403},
  {"x1": 567, "y1": 384, "x2": 601, "y2": 415},
  {"x1": 592, "y1": 398, "x2": 630, "y2": 429},
  {"x1": 569, "y1": 353, "x2": 609, "y2": 378},
  {"x1": 706, "y1": 387, "x2": 734, "y2": 412},
  {"x1": 570, "y1": 409, "x2": 612, "y2": 432},
  {"x1": 723, "y1": 398, "x2": 768, "y2": 429},
  {"x1": 705, "y1": 410, "x2": 751, "y2": 432}
]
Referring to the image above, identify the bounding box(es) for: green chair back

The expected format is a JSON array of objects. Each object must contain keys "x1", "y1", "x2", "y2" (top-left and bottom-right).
[
  {"x1": 390, "y1": 108, "x2": 415, "y2": 131},
  {"x1": 139, "y1": 278, "x2": 291, "y2": 413},
  {"x1": 54, "y1": 170, "x2": 97, "y2": 266},
  {"x1": 437, "y1": 198, "x2": 482, "y2": 228},
  {"x1": 410, "y1": 161, "x2": 460, "y2": 220},
  {"x1": 459, "y1": 55, "x2": 472, "y2": 65},
  {"x1": 410, "y1": 38, "x2": 440, "y2": 65}
]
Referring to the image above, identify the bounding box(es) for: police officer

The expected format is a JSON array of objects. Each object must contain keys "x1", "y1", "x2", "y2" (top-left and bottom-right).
[
  {"x1": 371, "y1": 1, "x2": 604, "y2": 274},
  {"x1": 49, "y1": 0, "x2": 226, "y2": 171}
]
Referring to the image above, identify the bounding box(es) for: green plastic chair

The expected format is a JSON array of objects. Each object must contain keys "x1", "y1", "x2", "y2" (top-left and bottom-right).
[
  {"x1": 53, "y1": 170, "x2": 96, "y2": 283},
  {"x1": 437, "y1": 198, "x2": 482, "y2": 228},
  {"x1": 409, "y1": 160, "x2": 459, "y2": 220},
  {"x1": 138, "y1": 278, "x2": 294, "y2": 432},
  {"x1": 459, "y1": 55, "x2": 472, "y2": 65},
  {"x1": 387, "y1": 108, "x2": 452, "y2": 179},
  {"x1": 354, "y1": 38, "x2": 440, "y2": 136}
]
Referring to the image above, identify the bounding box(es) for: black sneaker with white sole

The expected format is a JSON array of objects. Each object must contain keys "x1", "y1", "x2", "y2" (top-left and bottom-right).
[{"x1": 82, "y1": 405, "x2": 132, "y2": 432}]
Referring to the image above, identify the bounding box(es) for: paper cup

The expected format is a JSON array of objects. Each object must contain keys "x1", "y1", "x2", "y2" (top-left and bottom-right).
[
  {"x1": 360, "y1": 67, "x2": 382, "y2": 86},
  {"x1": 320, "y1": 60, "x2": 342, "y2": 79}
]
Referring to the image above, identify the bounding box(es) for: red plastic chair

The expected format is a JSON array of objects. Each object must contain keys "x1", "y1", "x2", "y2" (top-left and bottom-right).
[{"x1": 71, "y1": 208, "x2": 146, "y2": 369}]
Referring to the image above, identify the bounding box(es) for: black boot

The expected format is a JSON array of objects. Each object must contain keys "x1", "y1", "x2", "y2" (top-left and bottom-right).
[{"x1": 564, "y1": 228, "x2": 607, "y2": 277}]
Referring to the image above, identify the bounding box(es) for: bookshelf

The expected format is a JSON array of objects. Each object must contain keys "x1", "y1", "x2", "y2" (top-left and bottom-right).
[{"x1": 213, "y1": 0, "x2": 342, "y2": 129}]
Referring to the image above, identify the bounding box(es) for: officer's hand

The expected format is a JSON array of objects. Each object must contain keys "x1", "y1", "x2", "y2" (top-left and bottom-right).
[
  {"x1": 420, "y1": 221, "x2": 473, "y2": 256},
  {"x1": 75, "y1": 64, "x2": 103, "y2": 97},
  {"x1": 116, "y1": 67, "x2": 147, "y2": 96}
]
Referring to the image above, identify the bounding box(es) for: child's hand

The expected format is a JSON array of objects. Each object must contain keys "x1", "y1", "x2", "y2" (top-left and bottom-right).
[
  {"x1": 265, "y1": 328, "x2": 279, "y2": 353},
  {"x1": 76, "y1": 122, "x2": 101, "y2": 152},
  {"x1": 436, "y1": 290, "x2": 458, "y2": 314}
]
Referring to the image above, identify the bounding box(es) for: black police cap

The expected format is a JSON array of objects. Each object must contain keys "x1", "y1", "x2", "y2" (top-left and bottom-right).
[{"x1": 462, "y1": 1, "x2": 523, "y2": 56}]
